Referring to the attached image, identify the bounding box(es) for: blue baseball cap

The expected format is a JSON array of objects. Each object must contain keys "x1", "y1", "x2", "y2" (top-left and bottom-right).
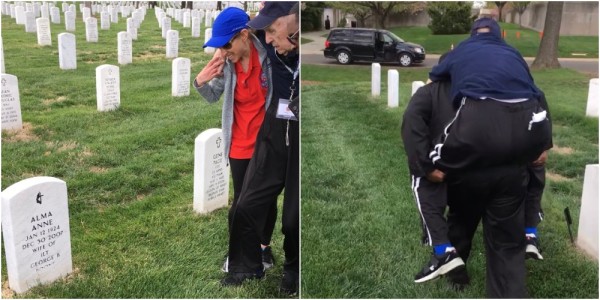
[
  {"x1": 470, "y1": 17, "x2": 501, "y2": 38},
  {"x1": 247, "y1": 1, "x2": 297, "y2": 30},
  {"x1": 203, "y1": 7, "x2": 249, "y2": 48}
]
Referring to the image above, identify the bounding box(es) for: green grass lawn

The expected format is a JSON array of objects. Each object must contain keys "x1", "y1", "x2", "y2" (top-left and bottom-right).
[
  {"x1": 300, "y1": 64, "x2": 599, "y2": 298},
  {"x1": 378, "y1": 23, "x2": 598, "y2": 58},
  {"x1": 1, "y1": 9, "x2": 292, "y2": 299}
]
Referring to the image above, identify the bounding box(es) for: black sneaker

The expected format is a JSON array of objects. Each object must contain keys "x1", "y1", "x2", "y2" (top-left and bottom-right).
[
  {"x1": 262, "y1": 246, "x2": 275, "y2": 270},
  {"x1": 526, "y1": 236, "x2": 543, "y2": 260},
  {"x1": 220, "y1": 269, "x2": 264, "y2": 286},
  {"x1": 279, "y1": 271, "x2": 298, "y2": 295},
  {"x1": 414, "y1": 251, "x2": 465, "y2": 283},
  {"x1": 446, "y1": 264, "x2": 470, "y2": 291}
]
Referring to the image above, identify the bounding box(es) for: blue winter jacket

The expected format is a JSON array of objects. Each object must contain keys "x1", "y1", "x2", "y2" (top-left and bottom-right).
[{"x1": 429, "y1": 18, "x2": 541, "y2": 106}]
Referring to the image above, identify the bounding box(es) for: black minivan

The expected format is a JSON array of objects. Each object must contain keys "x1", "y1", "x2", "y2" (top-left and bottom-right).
[{"x1": 323, "y1": 28, "x2": 426, "y2": 67}]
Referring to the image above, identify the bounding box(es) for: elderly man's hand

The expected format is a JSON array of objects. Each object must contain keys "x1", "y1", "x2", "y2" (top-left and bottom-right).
[
  {"x1": 532, "y1": 150, "x2": 548, "y2": 166},
  {"x1": 427, "y1": 169, "x2": 446, "y2": 183}
]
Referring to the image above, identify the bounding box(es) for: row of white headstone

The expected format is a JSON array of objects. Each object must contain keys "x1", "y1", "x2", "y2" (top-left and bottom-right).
[
  {"x1": 1, "y1": 58, "x2": 191, "y2": 129},
  {"x1": 1, "y1": 126, "x2": 230, "y2": 294},
  {"x1": 370, "y1": 62, "x2": 599, "y2": 117},
  {"x1": 4, "y1": 2, "x2": 147, "y2": 34}
]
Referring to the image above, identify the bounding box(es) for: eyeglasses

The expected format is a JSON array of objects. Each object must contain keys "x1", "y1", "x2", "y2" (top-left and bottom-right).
[{"x1": 221, "y1": 33, "x2": 240, "y2": 50}]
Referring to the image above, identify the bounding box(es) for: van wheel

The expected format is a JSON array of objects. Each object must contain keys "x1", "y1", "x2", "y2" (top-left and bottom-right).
[
  {"x1": 399, "y1": 53, "x2": 413, "y2": 67},
  {"x1": 336, "y1": 50, "x2": 351, "y2": 64}
]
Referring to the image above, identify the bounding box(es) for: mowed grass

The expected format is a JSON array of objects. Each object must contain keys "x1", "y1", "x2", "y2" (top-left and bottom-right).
[
  {"x1": 1, "y1": 8, "x2": 293, "y2": 299},
  {"x1": 388, "y1": 22, "x2": 599, "y2": 58},
  {"x1": 300, "y1": 64, "x2": 598, "y2": 298}
]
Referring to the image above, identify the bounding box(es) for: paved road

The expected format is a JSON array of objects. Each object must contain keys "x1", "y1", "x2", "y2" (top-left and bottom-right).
[{"x1": 301, "y1": 30, "x2": 599, "y2": 76}]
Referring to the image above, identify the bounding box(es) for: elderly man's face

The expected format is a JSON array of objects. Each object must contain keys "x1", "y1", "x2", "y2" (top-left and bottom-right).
[{"x1": 264, "y1": 14, "x2": 297, "y2": 55}]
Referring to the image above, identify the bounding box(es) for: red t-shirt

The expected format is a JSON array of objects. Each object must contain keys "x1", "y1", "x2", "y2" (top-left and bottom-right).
[{"x1": 230, "y1": 43, "x2": 267, "y2": 159}]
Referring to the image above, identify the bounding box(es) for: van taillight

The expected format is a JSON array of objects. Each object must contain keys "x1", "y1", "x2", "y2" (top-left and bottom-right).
[{"x1": 325, "y1": 40, "x2": 330, "y2": 48}]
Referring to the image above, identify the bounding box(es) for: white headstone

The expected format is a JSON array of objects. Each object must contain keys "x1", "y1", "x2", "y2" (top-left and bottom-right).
[
  {"x1": 411, "y1": 81, "x2": 425, "y2": 96},
  {"x1": 96, "y1": 65, "x2": 120, "y2": 111},
  {"x1": 1, "y1": 177, "x2": 73, "y2": 294},
  {"x1": 58, "y1": 33, "x2": 77, "y2": 70},
  {"x1": 204, "y1": 28, "x2": 215, "y2": 54},
  {"x1": 166, "y1": 29, "x2": 179, "y2": 58},
  {"x1": 85, "y1": 17, "x2": 98, "y2": 42},
  {"x1": 25, "y1": 11, "x2": 36, "y2": 33},
  {"x1": 158, "y1": 11, "x2": 166, "y2": 28},
  {"x1": 82, "y1": 6, "x2": 90, "y2": 21},
  {"x1": 132, "y1": 11, "x2": 142, "y2": 28},
  {"x1": 62, "y1": 3, "x2": 68, "y2": 13},
  {"x1": 183, "y1": 11, "x2": 191, "y2": 27},
  {"x1": 172, "y1": 57, "x2": 190, "y2": 97},
  {"x1": 387, "y1": 69, "x2": 399, "y2": 108},
  {"x1": 36, "y1": 18, "x2": 52, "y2": 46},
  {"x1": 1, "y1": 74, "x2": 22, "y2": 131},
  {"x1": 126, "y1": 18, "x2": 137, "y2": 40},
  {"x1": 191, "y1": 17, "x2": 200, "y2": 37},
  {"x1": 1, "y1": 37, "x2": 5, "y2": 73},
  {"x1": 117, "y1": 32, "x2": 132, "y2": 65},
  {"x1": 65, "y1": 11, "x2": 75, "y2": 31},
  {"x1": 586, "y1": 78, "x2": 599, "y2": 117},
  {"x1": 50, "y1": 7, "x2": 60, "y2": 24},
  {"x1": 204, "y1": 11, "x2": 212, "y2": 27},
  {"x1": 40, "y1": 4, "x2": 49, "y2": 19},
  {"x1": 193, "y1": 128, "x2": 230, "y2": 214},
  {"x1": 110, "y1": 6, "x2": 118, "y2": 23},
  {"x1": 15, "y1": 6, "x2": 25, "y2": 24},
  {"x1": 161, "y1": 17, "x2": 171, "y2": 39},
  {"x1": 100, "y1": 11, "x2": 110, "y2": 29},
  {"x1": 577, "y1": 164, "x2": 599, "y2": 260},
  {"x1": 371, "y1": 63, "x2": 381, "y2": 97}
]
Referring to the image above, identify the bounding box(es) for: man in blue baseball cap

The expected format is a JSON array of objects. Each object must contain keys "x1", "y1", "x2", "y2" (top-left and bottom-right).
[{"x1": 202, "y1": 6, "x2": 250, "y2": 49}]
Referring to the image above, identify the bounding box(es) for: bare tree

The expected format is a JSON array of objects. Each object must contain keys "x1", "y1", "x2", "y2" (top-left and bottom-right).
[
  {"x1": 345, "y1": 2, "x2": 423, "y2": 29},
  {"x1": 511, "y1": 2, "x2": 530, "y2": 28},
  {"x1": 330, "y1": 2, "x2": 372, "y2": 27},
  {"x1": 494, "y1": 1, "x2": 507, "y2": 22},
  {"x1": 531, "y1": 1, "x2": 564, "y2": 69}
]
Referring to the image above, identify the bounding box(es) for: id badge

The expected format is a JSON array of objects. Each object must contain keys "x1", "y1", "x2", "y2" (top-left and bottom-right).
[{"x1": 276, "y1": 98, "x2": 298, "y2": 121}]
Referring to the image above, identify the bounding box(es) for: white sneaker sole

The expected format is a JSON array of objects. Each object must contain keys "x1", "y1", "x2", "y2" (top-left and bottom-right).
[
  {"x1": 414, "y1": 257, "x2": 465, "y2": 283},
  {"x1": 526, "y1": 245, "x2": 544, "y2": 260}
]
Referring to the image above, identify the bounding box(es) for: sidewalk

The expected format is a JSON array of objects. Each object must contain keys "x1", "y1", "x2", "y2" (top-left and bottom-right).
[{"x1": 301, "y1": 30, "x2": 329, "y2": 55}]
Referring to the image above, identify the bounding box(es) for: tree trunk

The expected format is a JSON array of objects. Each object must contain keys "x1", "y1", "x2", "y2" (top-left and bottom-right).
[
  {"x1": 531, "y1": 2, "x2": 563, "y2": 69},
  {"x1": 495, "y1": 2, "x2": 507, "y2": 22}
]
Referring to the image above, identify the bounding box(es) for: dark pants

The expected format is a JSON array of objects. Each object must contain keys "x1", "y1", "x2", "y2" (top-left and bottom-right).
[
  {"x1": 525, "y1": 164, "x2": 545, "y2": 228},
  {"x1": 433, "y1": 98, "x2": 551, "y2": 173},
  {"x1": 447, "y1": 164, "x2": 528, "y2": 298},
  {"x1": 228, "y1": 115, "x2": 299, "y2": 274},
  {"x1": 411, "y1": 175, "x2": 449, "y2": 246},
  {"x1": 229, "y1": 157, "x2": 278, "y2": 246}
]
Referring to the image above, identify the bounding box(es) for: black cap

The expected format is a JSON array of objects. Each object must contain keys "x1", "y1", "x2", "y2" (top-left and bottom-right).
[{"x1": 247, "y1": 1, "x2": 296, "y2": 30}]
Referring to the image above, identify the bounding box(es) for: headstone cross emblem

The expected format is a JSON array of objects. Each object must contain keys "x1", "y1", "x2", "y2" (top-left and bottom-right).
[
  {"x1": 36, "y1": 192, "x2": 43, "y2": 204},
  {"x1": 216, "y1": 137, "x2": 221, "y2": 148},
  {"x1": 2, "y1": 78, "x2": 6, "y2": 86}
]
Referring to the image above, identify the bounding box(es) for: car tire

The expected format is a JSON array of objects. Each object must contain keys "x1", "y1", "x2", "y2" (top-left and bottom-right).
[
  {"x1": 336, "y1": 50, "x2": 352, "y2": 64},
  {"x1": 399, "y1": 53, "x2": 413, "y2": 67}
]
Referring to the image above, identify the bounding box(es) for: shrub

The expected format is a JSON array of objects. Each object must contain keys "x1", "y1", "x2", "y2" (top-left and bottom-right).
[{"x1": 427, "y1": 2, "x2": 475, "y2": 35}]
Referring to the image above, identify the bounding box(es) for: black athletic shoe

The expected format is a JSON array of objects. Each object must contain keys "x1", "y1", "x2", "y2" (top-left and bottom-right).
[
  {"x1": 526, "y1": 236, "x2": 544, "y2": 260},
  {"x1": 279, "y1": 271, "x2": 298, "y2": 295},
  {"x1": 446, "y1": 264, "x2": 470, "y2": 291},
  {"x1": 262, "y1": 246, "x2": 275, "y2": 270},
  {"x1": 414, "y1": 251, "x2": 465, "y2": 283},
  {"x1": 220, "y1": 269, "x2": 264, "y2": 286}
]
